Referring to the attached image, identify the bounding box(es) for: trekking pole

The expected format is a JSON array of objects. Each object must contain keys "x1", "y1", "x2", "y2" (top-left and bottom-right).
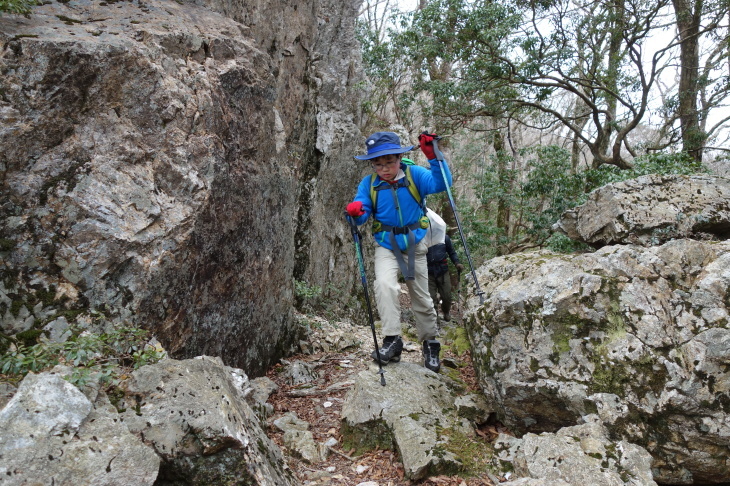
[
  {"x1": 456, "y1": 267, "x2": 463, "y2": 310},
  {"x1": 345, "y1": 213, "x2": 386, "y2": 386},
  {"x1": 432, "y1": 138, "x2": 486, "y2": 305}
]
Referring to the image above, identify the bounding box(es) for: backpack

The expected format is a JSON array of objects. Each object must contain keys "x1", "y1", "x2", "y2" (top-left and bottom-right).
[{"x1": 424, "y1": 208, "x2": 446, "y2": 247}]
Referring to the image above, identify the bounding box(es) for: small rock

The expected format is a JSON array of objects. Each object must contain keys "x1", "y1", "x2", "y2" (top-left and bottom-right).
[
  {"x1": 282, "y1": 360, "x2": 319, "y2": 385},
  {"x1": 273, "y1": 411, "x2": 310, "y2": 432}
]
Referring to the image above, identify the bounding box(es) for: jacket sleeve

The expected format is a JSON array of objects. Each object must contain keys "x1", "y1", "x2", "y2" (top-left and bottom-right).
[
  {"x1": 412, "y1": 158, "x2": 452, "y2": 196},
  {"x1": 350, "y1": 175, "x2": 373, "y2": 226},
  {"x1": 445, "y1": 235, "x2": 460, "y2": 264}
]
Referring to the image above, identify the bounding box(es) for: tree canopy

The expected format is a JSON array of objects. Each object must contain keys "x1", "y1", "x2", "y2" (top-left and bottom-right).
[
  {"x1": 357, "y1": 0, "x2": 727, "y2": 258},
  {"x1": 359, "y1": 0, "x2": 730, "y2": 167}
]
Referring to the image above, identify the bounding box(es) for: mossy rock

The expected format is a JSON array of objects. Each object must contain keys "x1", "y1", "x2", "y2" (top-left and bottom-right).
[{"x1": 340, "y1": 418, "x2": 395, "y2": 456}]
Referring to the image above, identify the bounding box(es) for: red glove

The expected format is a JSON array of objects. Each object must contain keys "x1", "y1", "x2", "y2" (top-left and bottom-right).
[
  {"x1": 418, "y1": 132, "x2": 437, "y2": 160},
  {"x1": 346, "y1": 201, "x2": 365, "y2": 217}
]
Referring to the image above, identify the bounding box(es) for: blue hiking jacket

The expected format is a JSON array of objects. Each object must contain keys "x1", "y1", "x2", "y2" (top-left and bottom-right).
[{"x1": 351, "y1": 159, "x2": 453, "y2": 251}]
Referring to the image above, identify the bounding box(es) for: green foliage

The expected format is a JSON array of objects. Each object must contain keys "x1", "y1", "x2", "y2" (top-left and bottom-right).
[
  {"x1": 294, "y1": 279, "x2": 360, "y2": 321},
  {"x1": 356, "y1": 0, "x2": 521, "y2": 129},
  {"x1": 583, "y1": 152, "x2": 707, "y2": 193},
  {"x1": 468, "y1": 145, "x2": 582, "y2": 256},
  {"x1": 397, "y1": 0, "x2": 519, "y2": 126},
  {"x1": 456, "y1": 201, "x2": 505, "y2": 264},
  {"x1": 294, "y1": 279, "x2": 322, "y2": 301},
  {"x1": 0, "y1": 0, "x2": 36, "y2": 15},
  {"x1": 355, "y1": 8, "x2": 420, "y2": 128},
  {"x1": 0, "y1": 325, "x2": 165, "y2": 387},
  {"x1": 464, "y1": 146, "x2": 707, "y2": 258},
  {"x1": 545, "y1": 233, "x2": 591, "y2": 253},
  {"x1": 14, "y1": 329, "x2": 44, "y2": 347},
  {"x1": 294, "y1": 279, "x2": 323, "y2": 313},
  {"x1": 520, "y1": 145, "x2": 584, "y2": 242}
]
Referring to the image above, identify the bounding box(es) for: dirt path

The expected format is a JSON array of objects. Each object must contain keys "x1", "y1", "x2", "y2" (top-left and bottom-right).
[{"x1": 263, "y1": 295, "x2": 505, "y2": 486}]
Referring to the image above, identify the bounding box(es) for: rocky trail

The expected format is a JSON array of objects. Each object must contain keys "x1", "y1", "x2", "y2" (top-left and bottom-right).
[{"x1": 262, "y1": 289, "x2": 506, "y2": 486}]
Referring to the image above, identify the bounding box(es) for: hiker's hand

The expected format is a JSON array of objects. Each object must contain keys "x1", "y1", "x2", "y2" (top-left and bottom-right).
[
  {"x1": 346, "y1": 201, "x2": 365, "y2": 217},
  {"x1": 418, "y1": 132, "x2": 437, "y2": 160},
  {"x1": 456, "y1": 263, "x2": 464, "y2": 272}
]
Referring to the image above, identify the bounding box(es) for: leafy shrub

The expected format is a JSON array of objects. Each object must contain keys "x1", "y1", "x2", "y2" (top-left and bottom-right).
[
  {"x1": 465, "y1": 148, "x2": 708, "y2": 258},
  {"x1": 583, "y1": 152, "x2": 706, "y2": 194},
  {"x1": 293, "y1": 279, "x2": 323, "y2": 313},
  {"x1": 0, "y1": 0, "x2": 36, "y2": 15},
  {"x1": 0, "y1": 325, "x2": 166, "y2": 387},
  {"x1": 544, "y1": 233, "x2": 591, "y2": 253},
  {"x1": 294, "y1": 279, "x2": 362, "y2": 321},
  {"x1": 294, "y1": 279, "x2": 323, "y2": 301}
]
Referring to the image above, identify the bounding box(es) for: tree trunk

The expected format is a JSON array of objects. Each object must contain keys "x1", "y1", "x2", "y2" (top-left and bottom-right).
[
  {"x1": 493, "y1": 130, "x2": 511, "y2": 255},
  {"x1": 672, "y1": 0, "x2": 705, "y2": 163}
]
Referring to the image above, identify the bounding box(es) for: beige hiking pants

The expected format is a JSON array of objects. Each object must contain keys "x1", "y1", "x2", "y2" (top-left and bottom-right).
[{"x1": 374, "y1": 240, "x2": 438, "y2": 342}]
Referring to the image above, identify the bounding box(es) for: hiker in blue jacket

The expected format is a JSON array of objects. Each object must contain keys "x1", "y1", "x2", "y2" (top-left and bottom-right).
[{"x1": 345, "y1": 131, "x2": 452, "y2": 372}]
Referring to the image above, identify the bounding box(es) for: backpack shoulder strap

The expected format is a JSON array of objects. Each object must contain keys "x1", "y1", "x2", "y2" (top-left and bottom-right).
[
  {"x1": 369, "y1": 173, "x2": 378, "y2": 208},
  {"x1": 404, "y1": 165, "x2": 425, "y2": 210}
]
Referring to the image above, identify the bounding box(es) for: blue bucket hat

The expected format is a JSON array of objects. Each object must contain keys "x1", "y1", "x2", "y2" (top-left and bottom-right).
[{"x1": 354, "y1": 131, "x2": 415, "y2": 160}]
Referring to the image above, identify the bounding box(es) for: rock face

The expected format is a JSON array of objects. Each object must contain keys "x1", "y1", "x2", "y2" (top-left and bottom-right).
[
  {"x1": 494, "y1": 416, "x2": 657, "y2": 486},
  {"x1": 0, "y1": 370, "x2": 160, "y2": 485},
  {"x1": 554, "y1": 175, "x2": 730, "y2": 247},
  {"x1": 0, "y1": 0, "x2": 365, "y2": 376},
  {"x1": 465, "y1": 238, "x2": 730, "y2": 484},
  {"x1": 118, "y1": 356, "x2": 297, "y2": 485},
  {"x1": 0, "y1": 357, "x2": 296, "y2": 485}
]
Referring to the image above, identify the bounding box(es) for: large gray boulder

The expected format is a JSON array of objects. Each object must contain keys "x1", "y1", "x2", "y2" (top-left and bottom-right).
[
  {"x1": 495, "y1": 416, "x2": 656, "y2": 486},
  {"x1": 465, "y1": 239, "x2": 730, "y2": 484},
  {"x1": 0, "y1": 0, "x2": 364, "y2": 376},
  {"x1": 341, "y1": 362, "x2": 492, "y2": 480},
  {"x1": 554, "y1": 174, "x2": 730, "y2": 247},
  {"x1": 118, "y1": 356, "x2": 297, "y2": 485},
  {"x1": 0, "y1": 370, "x2": 160, "y2": 485}
]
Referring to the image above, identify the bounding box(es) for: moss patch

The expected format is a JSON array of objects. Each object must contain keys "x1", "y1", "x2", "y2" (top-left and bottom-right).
[
  {"x1": 435, "y1": 425, "x2": 494, "y2": 477},
  {"x1": 444, "y1": 326, "x2": 471, "y2": 357},
  {"x1": 15, "y1": 329, "x2": 45, "y2": 347},
  {"x1": 403, "y1": 326, "x2": 418, "y2": 343},
  {"x1": 0, "y1": 238, "x2": 15, "y2": 252},
  {"x1": 56, "y1": 15, "x2": 83, "y2": 25},
  {"x1": 340, "y1": 418, "x2": 394, "y2": 456}
]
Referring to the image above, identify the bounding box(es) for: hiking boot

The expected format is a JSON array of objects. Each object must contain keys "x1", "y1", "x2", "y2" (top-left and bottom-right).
[
  {"x1": 423, "y1": 340, "x2": 441, "y2": 372},
  {"x1": 442, "y1": 312, "x2": 451, "y2": 322},
  {"x1": 371, "y1": 335, "x2": 403, "y2": 365}
]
